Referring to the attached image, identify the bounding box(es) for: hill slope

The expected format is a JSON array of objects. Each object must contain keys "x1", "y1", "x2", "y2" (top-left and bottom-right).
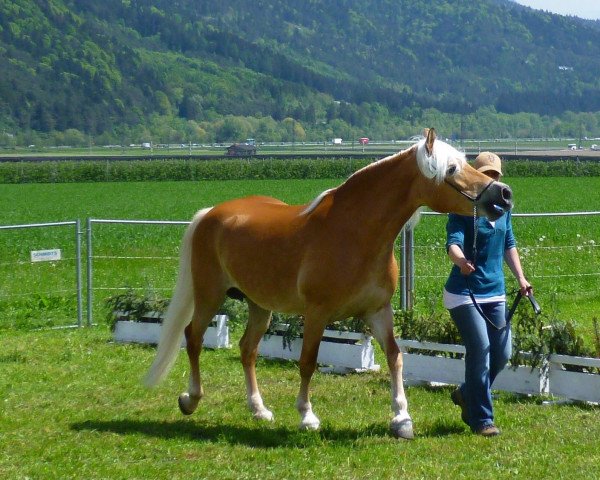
[{"x1": 2, "y1": 0, "x2": 600, "y2": 140}]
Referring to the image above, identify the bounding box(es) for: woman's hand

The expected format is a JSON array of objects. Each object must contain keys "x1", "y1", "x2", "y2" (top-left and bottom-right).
[
  {"x1": 518, "y1": 278, "x2": 532, "y2": 296},
  {"x1": 459, "y1": 258, "x2": 476, "y2": 276},
  {"x1": 448, "y1": 244, "x2": 475, "y2": 276}
]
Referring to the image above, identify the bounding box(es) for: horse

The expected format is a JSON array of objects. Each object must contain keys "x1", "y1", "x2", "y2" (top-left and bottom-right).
[{"x1": 144, "y1": 128, "x2": 513, "y2": 439}]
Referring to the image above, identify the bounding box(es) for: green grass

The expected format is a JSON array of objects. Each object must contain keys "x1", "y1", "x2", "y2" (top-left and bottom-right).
[
  {"x1": 1, "y1": 177, "x2": 599, "y2": 343},
  {"x1": 411, "y1": 209, "x2": 600, "y2": 340},
  {"x1": 1, "y1": 327, "x2": 599, "y2": 479},
  {"x1": 1, "y1": 178, "x2": 599, "y2": 477}
]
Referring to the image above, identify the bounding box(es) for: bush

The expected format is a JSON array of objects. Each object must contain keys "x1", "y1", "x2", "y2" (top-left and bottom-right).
[
  {"x1": 511, "y1": 299, "x2": 598, "y2": 372},
  {"x1": 104, "y1": 288, "x2": 170, "y2": 330},
  {"x1": 393, "y1": 293, "x2": 598, "y2": 369},
  {"x1": 394, "y1": 308, "x2": 461, "y2": 346},
  {"x1": 2, "y1": 157, "x2": 600, "y2": 184},
  {"x1": 103, "y1": 288, "x2": 599, "y2": 369},
  {"x1": 103, "y1": 288, "x2": 254, "y2": 333}
]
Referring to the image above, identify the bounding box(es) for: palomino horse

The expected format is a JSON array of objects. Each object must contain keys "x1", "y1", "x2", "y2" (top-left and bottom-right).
[{"x1": 145, "y1": 128, "x2": 513, "y2": 439}]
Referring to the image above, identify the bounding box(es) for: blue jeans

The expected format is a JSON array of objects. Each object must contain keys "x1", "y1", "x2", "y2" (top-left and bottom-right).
[{"x1": 449, "y1": 302, "x2": 511, "y2": 431}]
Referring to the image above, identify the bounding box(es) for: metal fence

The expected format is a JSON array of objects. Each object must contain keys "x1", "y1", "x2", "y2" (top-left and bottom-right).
[
  {"x1": 85, "y1": 218, "x2": 189, "y2": 326},
  {"x1": 0, "y1": 220, "x2": 83, "y2": 327},
  {"x1": 400, "y1": 211, "x2": 600, "y2": 311},
  {"x1": 2, "y1": 211, "x2": 599, "y2": 328}
]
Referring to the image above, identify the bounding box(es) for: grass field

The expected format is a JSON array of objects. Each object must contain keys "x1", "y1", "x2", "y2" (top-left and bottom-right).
[
  {"x1": 1, "y1": 177, "x2": 599, "y2": 478},
  {"x1": 1, "y1": 177, "x2": 599, "y2": 340},
  {"x1": 1, "y1": 327, "x2": 599, "y2": 479}
]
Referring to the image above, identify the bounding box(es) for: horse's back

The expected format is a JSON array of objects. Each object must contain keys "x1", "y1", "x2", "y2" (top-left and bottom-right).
[{"x1": 205, "y1": 195, "x2": 305, "y2": 231}]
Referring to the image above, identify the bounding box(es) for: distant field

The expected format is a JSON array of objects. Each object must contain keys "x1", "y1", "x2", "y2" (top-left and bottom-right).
[
  {"x1": 1, "y1": 137, "x2": 599, "y2": 160},
  {"x1": 1, "y1": 177, "x2": 599, "y2": 343}
]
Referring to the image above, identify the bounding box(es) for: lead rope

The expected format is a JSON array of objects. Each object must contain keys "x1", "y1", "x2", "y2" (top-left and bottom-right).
[
  {"x1": 472, "y1": 204, "x2": 478, "y2": 258},
  {"x1": 468, "y1": 204, "x2": 540, "y2": 327},
  {"x1": 466, "y1": 203, "x2": 504, "y2": 330}
]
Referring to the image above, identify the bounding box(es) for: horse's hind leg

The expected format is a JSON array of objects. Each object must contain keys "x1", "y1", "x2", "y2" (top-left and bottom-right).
[
  {"x1": 366, "y1": 304, "x2": 414, "y2": 439},
  {"x1": 239, "y1": 300, "x2": 274, "y2": 421},
  {"x1": 178, "y1": 295, "x2": 224, "y2": 415}
]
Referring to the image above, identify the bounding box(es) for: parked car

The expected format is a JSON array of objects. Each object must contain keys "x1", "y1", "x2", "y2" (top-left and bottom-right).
[{"x1": 591, "y1": 144, "x2": 598, "y2": 151}]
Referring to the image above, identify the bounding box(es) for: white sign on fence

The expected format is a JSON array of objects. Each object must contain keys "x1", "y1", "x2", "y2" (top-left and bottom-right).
[{"x1": 31, "y1": 249, "x2": 62, "y2": 262}]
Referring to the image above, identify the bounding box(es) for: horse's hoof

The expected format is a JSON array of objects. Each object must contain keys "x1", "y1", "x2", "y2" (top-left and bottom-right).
[
  {"x1": 299, "y1": 413, "x2": 320, "y2": 431},
  {"x1": 299, "y1": 421, "x2": 320, "y2": 431},
  {"x1": 178, "y1": 393, "x2": 199, "y2": 416},
  {"x1": 253, "y1": 409, "x2": 274, "y2": 422},
  {"x1": 391, "y1": 418, "x2": 414, "y2": 440}
]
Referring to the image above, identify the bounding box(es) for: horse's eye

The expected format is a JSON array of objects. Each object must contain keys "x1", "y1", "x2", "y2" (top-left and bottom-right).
[{"x1": 446, "y1": 165, "x2": 458, "y2": 176}]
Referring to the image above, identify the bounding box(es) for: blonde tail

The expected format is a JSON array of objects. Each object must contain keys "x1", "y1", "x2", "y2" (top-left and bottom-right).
[{"x1": 144, "y1": 208, "x2": 211, "y2": 387}]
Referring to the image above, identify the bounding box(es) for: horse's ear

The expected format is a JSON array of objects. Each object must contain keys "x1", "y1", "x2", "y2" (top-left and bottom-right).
[{"x1": 425, "y1": 128, "x2": 436, "y2": 156}]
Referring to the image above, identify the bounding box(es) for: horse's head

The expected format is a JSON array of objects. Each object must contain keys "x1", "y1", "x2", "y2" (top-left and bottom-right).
[{"x1": 415, "y1": 129, "x2": 513, "y2": 221}]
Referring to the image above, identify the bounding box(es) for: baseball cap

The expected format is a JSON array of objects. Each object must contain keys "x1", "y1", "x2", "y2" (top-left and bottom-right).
[{"x1": 474, "y1": 152, "x2": 502, "y2": 176}]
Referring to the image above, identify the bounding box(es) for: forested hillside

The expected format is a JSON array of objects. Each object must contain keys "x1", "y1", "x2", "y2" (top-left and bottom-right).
[{"x1": 2, "y1": 0, "x2": 600, "y2": 146}]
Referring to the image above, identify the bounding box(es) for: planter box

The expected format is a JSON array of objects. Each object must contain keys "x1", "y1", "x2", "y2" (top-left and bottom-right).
[
  {"x1": 259, "y1": 325, "x2": 379, "y2": 374},
  {"x1": 398, "y1": 339, "x2": 465, "y2": 386},
  {"x1": 397, "y1": 339, "x2": 549, "y2": 396},
  {"x1": 113, "y1": 313, "x2": 229, "y2": 349},
  {"x1": 548, "y1": 354, "x2": 600, "y2": 403},
  {"x1": 494, "y1": 362, "x2": 549, "y2": 396}
]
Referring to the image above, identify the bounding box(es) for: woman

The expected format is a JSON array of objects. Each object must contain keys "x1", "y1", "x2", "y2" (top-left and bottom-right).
[{"x1": 444, "y1": 152, "x2": 531, "y2": 437}]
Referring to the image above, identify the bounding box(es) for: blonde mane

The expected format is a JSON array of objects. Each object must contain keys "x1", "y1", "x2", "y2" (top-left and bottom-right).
[
  {"x1": 416, "y1": 138, "x2": 466, "y2": 183},
  {"x1": 301, "y1": 138, "x2": 465, "y2": 218}
]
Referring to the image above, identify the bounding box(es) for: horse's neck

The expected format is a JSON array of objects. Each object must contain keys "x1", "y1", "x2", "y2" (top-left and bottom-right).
[{"x1": 332, "y1": 150, "x2": 421, "y2": 244}]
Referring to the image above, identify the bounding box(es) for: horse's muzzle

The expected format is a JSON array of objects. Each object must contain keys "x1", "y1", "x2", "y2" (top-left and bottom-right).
[{"x1": 476, "y1": 182, "x2": 513, "y2": 220}]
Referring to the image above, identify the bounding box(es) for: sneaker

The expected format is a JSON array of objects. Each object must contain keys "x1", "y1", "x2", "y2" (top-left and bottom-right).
[
  {"x1": 476, "y1": 424, "x2": 501, "y2": 437},
  {"x1": 450, "y1": 387, "x2": 469, "y2": 425}
]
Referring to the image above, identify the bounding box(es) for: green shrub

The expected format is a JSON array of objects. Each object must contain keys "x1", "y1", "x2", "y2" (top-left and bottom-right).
[
  {"x1": 104, "y1": 287, "x2": 170, "y2": 330},
  {"x1": 511, "y1": 298, "x2": 597, "y2": 372},
  {"x1": 393, "y1": 293, "x2": 598, "y2": 368},
  {"x1": 3, "y1": 157, "x2": 600, "y2": 184},
  {"x1": 103, "y1": 288, "x2": 598, "y2": 367}
]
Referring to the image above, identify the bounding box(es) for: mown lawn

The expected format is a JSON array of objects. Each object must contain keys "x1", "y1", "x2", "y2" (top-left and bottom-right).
[{"x1": 1, "y1": 327, "x2": 599, "y2": 479}]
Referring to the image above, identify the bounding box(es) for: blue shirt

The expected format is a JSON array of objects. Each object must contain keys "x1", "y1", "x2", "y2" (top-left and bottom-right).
[{"x1": 445, "y1": 212, "x2": 516, "y2": 298}]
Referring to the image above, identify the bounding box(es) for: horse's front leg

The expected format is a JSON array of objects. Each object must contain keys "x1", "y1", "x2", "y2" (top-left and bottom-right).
[
  {"x1": 366, "y1": 304, "x2": 414, "y2": 439},
  {"x1": 295, "y1": 316, "x2": 327, "y2": 431}
]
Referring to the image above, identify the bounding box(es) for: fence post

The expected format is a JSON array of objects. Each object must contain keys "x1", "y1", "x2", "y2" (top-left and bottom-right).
[
  {"x1": 86, "y1": 218, "x2": 93, "y2": 326},
  {"x1": 75, "y1": 219, "x2": 83, "y2": 327},
  {"x1": 405, "y1": 227, "x2": 414, "y2": 310},
  {"x1": 400, "y1": 228, "x2": 407, "y2": 310}
]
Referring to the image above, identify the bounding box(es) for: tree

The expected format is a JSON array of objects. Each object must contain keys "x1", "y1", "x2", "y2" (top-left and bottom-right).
[
  {"x1": 62, "y1": 128, "x2": 87, "y2": 147},
  {"x1": 155, "y1": 91, "x2": 172, "y2": 116},
  {"x1": 282, "y1": 117, "x2": 306, "y2": 142},
  {"x1": 215, "y1": 116, "x2": 251, "y2": 143},
  {"x1": 179, "y1": 93, "x2": 204, "y2": 120}
]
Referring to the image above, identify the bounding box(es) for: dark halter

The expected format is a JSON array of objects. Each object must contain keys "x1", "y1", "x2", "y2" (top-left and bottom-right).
[{"x1": 444, "y1": 178, "x2": 496, "y2": 203}]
